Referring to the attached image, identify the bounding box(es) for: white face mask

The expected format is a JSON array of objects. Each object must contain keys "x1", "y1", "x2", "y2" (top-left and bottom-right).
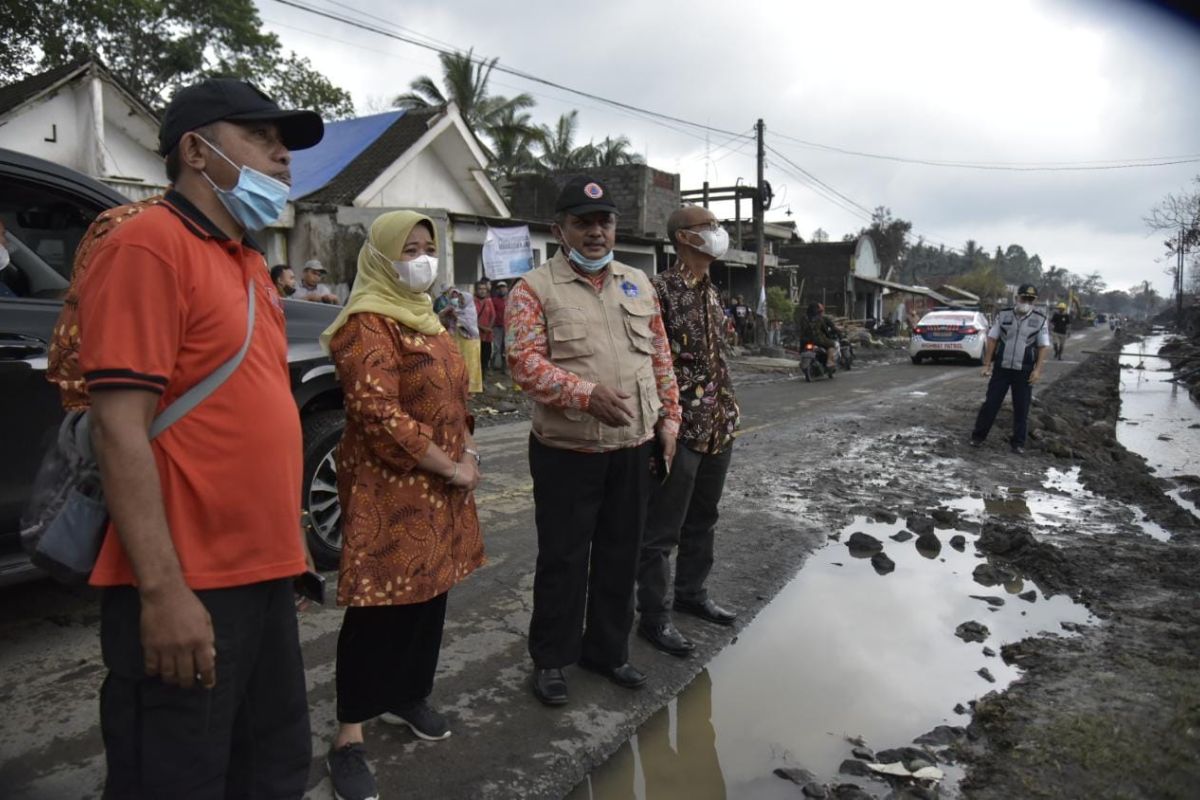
[
  {"x1": 0, "y1": 244, "x2": 9, "y2": 272},
  {"x1": 686, "y1": 227, "x2": 729, "y2": 259},
  {"x1": 393, "y1": 253, "x2": 438, "y2": 293},
  {"x1": 1015, "y1": 302, "x2": 1033, "y2": 315}
]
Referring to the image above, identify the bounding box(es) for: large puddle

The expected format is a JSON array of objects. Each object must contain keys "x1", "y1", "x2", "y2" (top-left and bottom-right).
[
  {"x1": 570, "y1": 515, "x2": 1093, "y2": 799},
  {"x1": 1117, "y1": 333, "x2": 1200, "y2": 480}
]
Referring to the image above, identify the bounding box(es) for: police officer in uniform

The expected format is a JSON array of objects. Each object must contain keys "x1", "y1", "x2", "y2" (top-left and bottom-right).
[{"x1": 969, "y1": 283, "x2": 1050, "y2": 454}]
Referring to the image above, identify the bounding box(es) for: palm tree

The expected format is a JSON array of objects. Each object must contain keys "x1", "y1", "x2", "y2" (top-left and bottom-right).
[
  {"x1": 393, "y1": 48, "x2": 534, "y2": 155},
  {"x1": 537, "y1": 111, "x2": 596, "y2": 172},
  {"x1": 488, "y1": 107, "x2": 544, "y2": 189},
  {"x1": 590, "y1": 135, "x2": 644, "y2": 167}
]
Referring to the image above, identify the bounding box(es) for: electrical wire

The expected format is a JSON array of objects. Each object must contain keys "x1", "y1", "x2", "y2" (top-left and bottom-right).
[{"x1": 270, "y1": 0, "x2": 1197, "y2": 173}]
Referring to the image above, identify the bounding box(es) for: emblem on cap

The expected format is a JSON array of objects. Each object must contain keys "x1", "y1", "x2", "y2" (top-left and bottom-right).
[{"x1": 584, "y1": 182, "x2": 604, "y2": 199}]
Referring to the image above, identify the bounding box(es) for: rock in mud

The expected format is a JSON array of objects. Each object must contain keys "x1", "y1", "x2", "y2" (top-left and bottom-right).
[
  {"x1": 890, "y1": 530, "x2": 914, "y2": 542},
  {"x1": 846, "y1": 532, "x2": 883, "y2": 555},
  {"x1": 931, "y1": 508, "x2": 960, "y2": 527},
  {"x1": 913, "y1": 725, "x2": 966, "y2": 746},
  {"x1": 832, "y1": 785, "x2": 873, "y2": 800},
  {"x1": 839, "y1": 759, "x2": 872, "y2": 777},
  {"x1": 802, "y1": 782, "x2": 829, "y2": 798},
  {"x1": 906, "y1": 514, "x2": 935, "y2": 534},
  {"x1": 969, "y1": 594, "x2": 1005, "y2": 607},
  {"x1": 972, "y1": 563, "x2": 1011, "y2": 587},
  {"x1": 872, "y1": 509, "x2": 899, "y2": 524},
  {"x1": 1018, "y1": 589, "x2": 1038, "y2": 602},
  {"x1": 948, "y1": 534, "x2": 967, "y2": 551},
  {"x1": 774, "y1": 767, "x2": 817, "y2": 785},
  {"x1": 915, "y1": 531, "x2": 942, "y2": 558},
  {"x1": 953, "y1": 703, "x2": 968, "y2": 715},
  {"x1": 875, "y1": 747, "x2": 935, "y2": 768},
  {"x1": 851, "y1": 746, "x2": 875, "y2": 761},
  {"x1": 978, "y1": 667, "x2": 996, "y2": 683},
  {"x1": 982, "y1": 646, "x2": 996, "y2": 657},
  {"x1": 977, "y1": 523, "x2": 1035, "y2": 555},
  {"x1": 955, "y1": 621, "x2": 990, "y2": 642},
  {"x1": 871, "y1": 552, "x2": 896, "y2": 574}
]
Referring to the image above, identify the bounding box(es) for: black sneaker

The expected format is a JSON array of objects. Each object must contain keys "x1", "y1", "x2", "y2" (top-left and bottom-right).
[
  {"x1": 969, "y1": 438, "x2": 984, "y2": 448},
  {"x1": 380, "y1": 700, "x2": 451, "y2": 741},
  {"x1": 1010, "y1": 443, "x2": 1025, "y2": 455},
  {"x1": 327, "y1": 742, "x2": 379, "y2": 800}
]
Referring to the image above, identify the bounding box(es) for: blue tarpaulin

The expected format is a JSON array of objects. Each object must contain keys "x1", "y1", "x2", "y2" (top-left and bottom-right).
[{"x1": 289, "y1": 110, "x2": 405, "y2": 200}]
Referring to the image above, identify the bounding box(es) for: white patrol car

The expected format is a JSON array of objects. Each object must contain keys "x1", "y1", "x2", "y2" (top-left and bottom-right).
[{"x1": 909, "y1": 308, "x2": 990, "y2": 365}]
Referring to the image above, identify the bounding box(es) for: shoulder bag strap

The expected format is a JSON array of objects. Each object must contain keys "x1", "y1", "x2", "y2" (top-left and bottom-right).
[{"x1": 148, "y1": 280, "x2": 257, "y2": 439}]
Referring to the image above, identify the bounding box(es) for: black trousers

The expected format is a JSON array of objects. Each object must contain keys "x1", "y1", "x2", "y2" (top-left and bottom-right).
[
  {"x1": 637, "y1": 444, "x2": 733, "y2": 625},
  {"x1": 972, "y1": 367, "x2": 1034, "y2": 446},
  {"x1": 335, "y1": 592, "x2": 449, "y2": 723},
  {"x1": 527, "y1": 435, "x2": 652, "y2": 668},
  {"x1": 99, "y1": 579, "x2": 310, "y2": 800},
  {"x1": 480, "y1": 341, "x2": 493, "y2": 372}
]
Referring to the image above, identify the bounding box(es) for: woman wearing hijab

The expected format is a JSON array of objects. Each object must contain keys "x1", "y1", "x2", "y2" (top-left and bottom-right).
[
  {"x1": 321, "y1": 210, "x2": 484, "y2": 800},
  {"x1": 434, "y1": 282, "x2": 484, "y2": 393}
]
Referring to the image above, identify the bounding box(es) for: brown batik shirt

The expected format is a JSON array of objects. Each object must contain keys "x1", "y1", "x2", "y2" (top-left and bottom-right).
[{"x1": 652, "y1": 261, "x2": 740, "y2": 454}]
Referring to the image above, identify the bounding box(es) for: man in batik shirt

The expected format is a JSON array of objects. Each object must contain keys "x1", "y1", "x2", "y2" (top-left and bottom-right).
[{"x1": 636, "y1": 205, "x2": 741, "y2": 658}]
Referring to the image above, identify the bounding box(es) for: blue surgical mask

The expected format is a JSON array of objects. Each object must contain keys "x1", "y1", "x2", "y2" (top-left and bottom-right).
[
  {"x1": 566, "y1": 247, "x2": 613, "y2": 273},
  {"x1": 198, "y1": 136, "x2": 290, "y2": 231}
]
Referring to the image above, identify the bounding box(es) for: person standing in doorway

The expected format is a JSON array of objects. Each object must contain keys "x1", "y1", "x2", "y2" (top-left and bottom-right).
[
  {"x1": 636, "y1": 205, "x2": 740, "y2": 659},
  {"x1": 507, "y1": 176, "x2": 681, "y2": 706},
  {"x1": 475, "y1": 279, "x2": 496, "y2": 371},
  {"x1": 970, "y1": 283, "x2": 1050, "y2": 455}
]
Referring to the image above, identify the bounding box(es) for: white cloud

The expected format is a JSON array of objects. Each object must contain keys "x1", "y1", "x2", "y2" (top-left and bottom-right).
[{"x1": 258, "y1": 0, "x2": 1200, "y2": 294}]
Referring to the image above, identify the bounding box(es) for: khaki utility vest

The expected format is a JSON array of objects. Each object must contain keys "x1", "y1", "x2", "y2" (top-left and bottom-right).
[{"x1": 521, "y1": 253, "x2": 663, "y2": 451}]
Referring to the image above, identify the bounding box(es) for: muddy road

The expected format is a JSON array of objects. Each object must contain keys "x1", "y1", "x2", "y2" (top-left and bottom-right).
[{"x1": 2, "y1": 325, "x2": 1196, "y2": 799}]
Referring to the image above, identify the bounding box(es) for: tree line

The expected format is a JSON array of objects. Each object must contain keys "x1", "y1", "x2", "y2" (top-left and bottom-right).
[{"x1": 842, "y1": 207, "x2": 1164, "y2": 314}]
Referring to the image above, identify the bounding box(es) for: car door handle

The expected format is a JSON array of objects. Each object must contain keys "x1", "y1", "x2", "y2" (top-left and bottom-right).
[{"x1": 0, "y1": 334, "x2": 48, "y2": 361}]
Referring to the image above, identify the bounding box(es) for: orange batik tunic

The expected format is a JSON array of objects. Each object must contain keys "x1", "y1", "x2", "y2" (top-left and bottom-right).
[{"x1": 329, "y1": 312, "x2": 485, "y2": 607}]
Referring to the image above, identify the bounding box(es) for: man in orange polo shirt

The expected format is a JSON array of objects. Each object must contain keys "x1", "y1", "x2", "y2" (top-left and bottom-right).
[{"x1": 71, "y1": 78, "x2": 323, "y2": 798}]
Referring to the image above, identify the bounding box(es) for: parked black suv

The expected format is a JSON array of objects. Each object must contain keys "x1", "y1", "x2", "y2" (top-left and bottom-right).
[{"x1": 0, "y1": 148, "x2": 346, "y2": 584}]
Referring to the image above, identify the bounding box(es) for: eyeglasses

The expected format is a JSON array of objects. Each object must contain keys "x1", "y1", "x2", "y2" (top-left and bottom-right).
[{"x1": 685, "y1": 221, "x2": 721, "y2": 231}]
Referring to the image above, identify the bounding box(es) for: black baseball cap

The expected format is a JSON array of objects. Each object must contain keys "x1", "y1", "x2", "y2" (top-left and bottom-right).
[
  {"x1": 158, "y1": 78, "x2": 325, "y2": 156},
  {"x1": 555, "y1": 175, "x2": 619, "y2": 217},
  {"x1": 1016, "y1": 284, "x2": 1039, "y2": 298}
]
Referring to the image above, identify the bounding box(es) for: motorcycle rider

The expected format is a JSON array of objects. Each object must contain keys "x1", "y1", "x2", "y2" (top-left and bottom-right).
[
  {"x1": 797, "y1": 302, "x2": 838, "y2": 369},
  {"x1": 1049, "y1": 302, "x2": 1070, "y2": 360}
]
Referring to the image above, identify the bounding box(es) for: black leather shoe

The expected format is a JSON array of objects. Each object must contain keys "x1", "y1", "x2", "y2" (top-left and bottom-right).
[
  {"x1": 1010, "y1": 443, "x2": 1025, "y2": 455},
  {"x1": 674, "y1": 596, "x2": 737, "y2": 626},
  {"x1": 577, "y1": 659, "x2": 647, "y2": 689},
  {"x1": 638, "y1": 621, "x2": 695, "y2": 657},
  {"x1": 531, "y1": 668, "x2": 568, "y2": 706}
]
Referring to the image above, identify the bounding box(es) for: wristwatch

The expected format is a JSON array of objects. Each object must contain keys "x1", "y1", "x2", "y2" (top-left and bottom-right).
[{"x1": 465, "y1": 448, "x2": 481, "y2": 465}]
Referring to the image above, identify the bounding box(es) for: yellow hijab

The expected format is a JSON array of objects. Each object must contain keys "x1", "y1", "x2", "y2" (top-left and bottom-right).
[{"x1": 320, "y1": 210, "x2": 445, "y2": 352}]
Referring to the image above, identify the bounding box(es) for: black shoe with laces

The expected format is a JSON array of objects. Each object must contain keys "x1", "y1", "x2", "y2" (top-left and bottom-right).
[
  {"x1": 327, "y1": 742, "x2": 379, "y2": 800},
  {"x1": 380, "y1": 700, "x2": 451, "y2": 741}
]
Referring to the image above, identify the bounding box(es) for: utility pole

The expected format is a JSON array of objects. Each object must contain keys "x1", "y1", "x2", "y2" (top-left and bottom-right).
[
  {"x1": 754, "y1": 118, "x2": 765, "y2": 341},
  {"x1": 1178, "y1": 226, "x2": 1185, "y2": 327}
]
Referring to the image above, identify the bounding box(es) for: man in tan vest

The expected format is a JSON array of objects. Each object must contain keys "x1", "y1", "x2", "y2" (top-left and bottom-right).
[{"x1": 506, "y1": 176, "x2": 682, "y2": 706}]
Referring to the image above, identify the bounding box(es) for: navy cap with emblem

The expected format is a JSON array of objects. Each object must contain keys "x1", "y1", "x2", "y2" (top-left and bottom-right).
[
  {"x1": 1016, "y1": 283, "x2": 1039, "y2": 298},
  {"x1": 555, "y1": 175, "x2": 619, "y2": 217},
  {"x1": 158, "y1": 78, "x2": 325, "y2": 156}
]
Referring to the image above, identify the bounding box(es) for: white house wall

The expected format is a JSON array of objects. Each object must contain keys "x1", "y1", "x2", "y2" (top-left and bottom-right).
[
  {"x1": 359, "y1": 146, "x2": 475, "y2": 212},
  {"x1": 0, "y1": 91, "x2": 87, "y2": 171}
]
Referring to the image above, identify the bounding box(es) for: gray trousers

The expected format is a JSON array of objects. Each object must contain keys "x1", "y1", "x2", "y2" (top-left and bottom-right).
[{"x1": 636, "y1": 444, "x2": 733, "y2": 625}]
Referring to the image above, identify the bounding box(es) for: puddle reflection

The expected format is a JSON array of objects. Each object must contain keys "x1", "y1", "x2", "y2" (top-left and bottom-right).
[
  {"x1": 573, "y1": 517, "x2": 1092, "y2": 799},
  {"x1": 1117, "y1": 334, "x2": 1200, "y2": 481}
]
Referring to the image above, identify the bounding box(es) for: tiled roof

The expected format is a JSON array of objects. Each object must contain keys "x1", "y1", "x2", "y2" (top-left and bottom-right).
[
  {"x1": 299, "y1": 106, "x2": 442, "y2": 205},
  {"x1": 0, "y1": 58, "x2": 91, "y2": 117}
]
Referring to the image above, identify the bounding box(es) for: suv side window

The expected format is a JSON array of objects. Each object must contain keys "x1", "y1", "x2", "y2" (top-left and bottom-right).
[{"x1": 1, "y1": 178, "x2": 103, "y2": 300}]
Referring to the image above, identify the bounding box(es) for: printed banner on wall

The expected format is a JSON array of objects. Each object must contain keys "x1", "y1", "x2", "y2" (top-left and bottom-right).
[{"x1": 482, "y1": 226, "x2": 534, "y2": 280}]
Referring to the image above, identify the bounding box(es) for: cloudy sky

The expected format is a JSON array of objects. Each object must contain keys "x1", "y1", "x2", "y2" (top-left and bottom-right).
[{"x1": 258, "y1": 0, "x2": 1200, "y2": 294}]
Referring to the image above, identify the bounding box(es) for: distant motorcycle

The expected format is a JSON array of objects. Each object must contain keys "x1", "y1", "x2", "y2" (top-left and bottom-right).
[{"x1": 799, "y1": 342, "x2": 837, "y2": 382}]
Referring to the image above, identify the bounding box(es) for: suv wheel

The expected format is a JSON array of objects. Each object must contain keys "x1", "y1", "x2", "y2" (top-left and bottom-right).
[{"x1": 301, "y1": 410, "x2": 345, "y2": 570}]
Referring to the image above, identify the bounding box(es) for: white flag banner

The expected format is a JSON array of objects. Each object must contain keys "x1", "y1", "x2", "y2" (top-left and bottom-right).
[
  {"x1": 757, "y1": 285, "x2": 768, "y2": 317},
  {"x1": 482, "y1": 225, "x2": 534, "y2": 280}
]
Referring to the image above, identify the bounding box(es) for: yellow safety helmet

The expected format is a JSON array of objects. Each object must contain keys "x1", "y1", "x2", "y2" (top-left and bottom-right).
[{"x1": 1056, "y1": 302, "x2": 1067, "y2": 310}]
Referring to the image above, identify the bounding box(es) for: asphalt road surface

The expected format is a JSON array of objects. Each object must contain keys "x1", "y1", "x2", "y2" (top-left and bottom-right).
[{"x1": 0, "y1": 328, "x2": 1110, "y2": 799}]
